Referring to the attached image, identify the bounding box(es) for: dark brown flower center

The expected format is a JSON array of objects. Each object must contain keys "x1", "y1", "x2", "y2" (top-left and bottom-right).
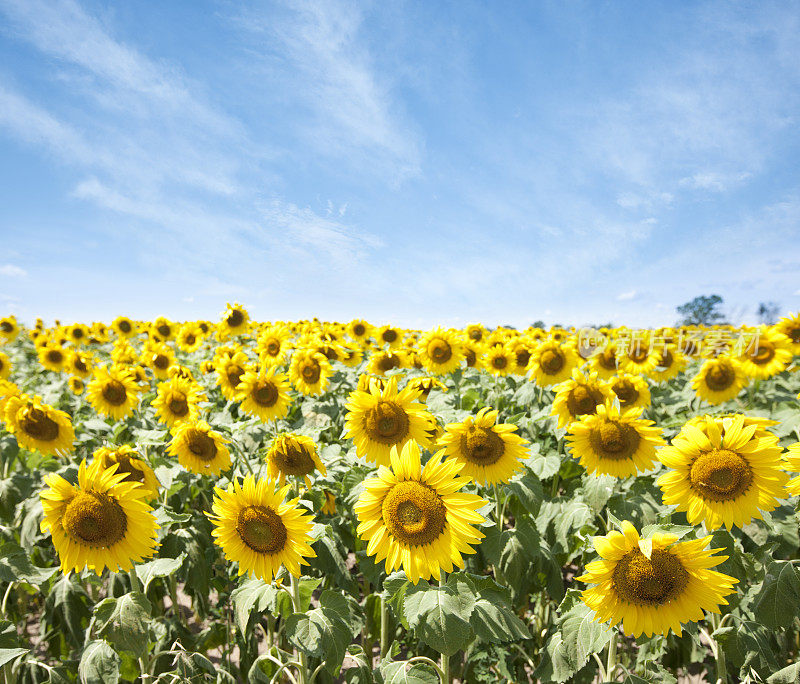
[
  {"x1": 382, "y1": 329, "x2": 398, "y2": 343},
  {"x1": 460, "y1": 425, "x2": 504, "y2": 465},
  {"x1": 102, "y1": 381, "x2": 128, "y2": 406},
  {"x1": 566, "y1": 385, "x2": 603, "y2": 418},
  {"x1": 237, "y1": 505, "x2": 287, "y2": 553},
  {"x1": 353, "y1": 323, "x2": 366, "y2": 336},
  {"x1": 272, "y1": 441, "x2": 315, "y2": 476},
  {"x1": 750, "y1": 341, "x2": 775, "y2": 365},
  {"x1": 118, "y1": 320, "x2": 132, "y2": 333},
  {"x1": 63, "y1": 491, "x2": 127, "y2": 547},
  {"x1": 689, "y1": 448, "x2": 753, "y2": 501},
  {"x1": 300, "y1": 362, "x2": 321, "y2": 384},
  {"x1": 612, "y1": 380, "x2": 639, "y2": 406},
  {"x1": 382, "y1": 481, "x2": 447, "y2": 546},
  {"x1": 253, "y1": 382, "x2": 279, "y2": 407},
  {"x1": 377, "y1": 354, "x2": 401, "y2": 372},
  {"x1": 364, "y1": 401, "x2": 410, "y2": 445},
  {"x1": 0, "y1": 322, "x2": 13, "y2": 333},
  {"x1": 613, "y1": 548, "x2": 688, "y2": 605},
  {"x1": 705, "y1": 363, "x2": 734, "y2": 391},
  {"x1": 428, "y1": 339, "x2": 452, "y2": 363},
  {"x1": 226, "y1": 309, "x2": 245, "y2": 328},
  {"x1": 47, "y1": 350, "x2": 64, "y2": 364},
  {"x1": 588, "y1": 420, "x2": 641, "y2": 460},
  {"x1": 186, "y1": 429, "x2": 217, "y2": 462},
  {"x1": 153, "y1": 354, "x2": 169, "y2": 370},
  {"x1": 168, "y1": 395, "x2": 189, "y2": 417},
  {"x1": 226, "y1": 366, "x2": 245, "y2": 388},
  {"x1": 540, "y1": 349, "x2": 565, "y2": 375},
  {"x1": 21, "y1": 408, "x2": 60, "y2": 441}
]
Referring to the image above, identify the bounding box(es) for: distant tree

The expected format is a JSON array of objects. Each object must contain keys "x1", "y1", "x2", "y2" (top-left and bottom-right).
[
  {"x1": 502, "y1": 324, "x2": 517, "y2": 330},
  {"x1": 676, "y1": 295, "x2": 727, "y2": 326},
  {"x1": 531, "y1": 320, "x2": 545, "y2": 328},
  {"x1": 757, "y1": 301, "x2": 780, "y2": 325}
]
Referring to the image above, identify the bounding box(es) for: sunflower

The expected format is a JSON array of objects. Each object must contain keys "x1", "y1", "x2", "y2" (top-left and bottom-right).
[
  {"x1": 94, "y1": 445, "x2": 160, "y2": 500},
  {"x1": 348, "y1": 319, "x2": 372, "y2": 343},
  {"x1": 67, "y1": 323, "x2": 90, "y2": 346},
  {"x1": 465, "y1": 323, "x2": 486, "y2": 343},
  {"x1": 566, "y1": 403, "x2": 664, "y2": 477},
  {"x1": 691, "y1": 357, "x2": 747, "y2": 405},
  {"x1": 339, "y1": 344, "x2": 364, "y2": 368},
  {"x1": 406, "y1": 377, "x2": 447, "y2": 402},
  {"x1": 256, "y1": 325, "x2": 292, "y2": 366},
  {"x1": 0, "y1": 316, "x2": 20, "y2": 343},
  {"x1": 4, "y1": 394, "x2": 74, "y2": 456},
  {"x1": 508, "y1": 339, "x2": 534, "y2": 375},
  {"x1": 367, "y1": 350, "x2": 406, "y2": 376},
  {"x1": 176, "y1": 323, "x2": 204, "y2": 353},
  {"x1": 38, "y1": 343, "x2": 67, "y2": 372},
  {"x1": 357, "y1": 374, "x2": 387, "y2": 394},
  {"x1": 86, "y1": 366, "x2": 140, "y2": 420},
  {"x1": 236, "y1": 366, "x2": 292, "y2": 423},
  {"x1": 417, "y1": 328, "x2": 465, "y2": 375},
  {"x1": 215, "y1": 351, "x2": 251, "y2": 401},
  {"x1": 69, "y1": 377, "x2": 85, "y2": 395},
  {"x1": 265, "y1": 433, "x2": 326, "y2": 487},
  {"x1": 656, "y1": 414, "x2": 788, "y2": 530},
  {"x1": 218, "y1": 302, "x2": 250, "y2": 340},
  {"x1": 528, "y1": 341, "x2": 579, "y2": 387},
  {"x1": 152, "y1": 317, "x2": 175, "y2": 341},
  {"x1": 647, "y1": 344, "x2": 688, "y2": 383},
  {"x1": 168, "y1": 420, "x2": 231, "y2": 476},
  {"x1": 68, "y1": 350, "x2": 93, "y2": 379},
  {"x1": 143, "y1": 343, "x2": 176, "y2": 380},
  {"x1": 289, "y1": 349, "x2": 331, "y2": 396},
  {"x1": 550, "y1": 369, "x2": 614, "y2": 428},
  {"x1": 784, "y1": 442, "x2": 800, "y2": 496},
  {"x1": 618, "y1": 338, "x2": 661, "y2": 375},
  {"x1": 40, "y1": 459, "x2": 159, "y2": 575},
  {"x1": 208, "y1": 475, "x2": 316, "y2": 581},
  {"x1": 609, "y1": 373, "x2": 651, "y2": 410},
  {"x1": 589, "y1": 344, "x2": 620, "y2": 380},
  {"x1": 774, "y1": 314, "x2": 800, "y2": 355},
  {"x1": 0, "y1": 380, "x2": 19, "y2": 416},
  {"x1": 578, "y1": 521, "x2": 737, "y2": 637},
  {"x1": 344, "y1": 376, "x2": 434, "y2": 467},
  {"x1": 111, "y1": 340, "x2": 138, "y2": 366},
  {"x1": 112, "y1": 316, "x2": 137, "y2": 339},
  {"x1": 321, "y1": 490, "x2": 337, "y2": 515},
  {"x1": 152, "y1": 377, "x2": 205, "y2": 428},
  {"x1": 484, "y1": 345, "x2": 515, "y2": 376},
  {"x1": 462, "y1": 341, "x2": 484, "y2": 368},
  {"x1": 0, "y1": 351, "x2": 10, "y2": 380},
  {"x1": 376, "y1": 325, "x2": 403, "y2": 349},
  {"x1": 438, "y1": 407, "x2": 528, "y2": 485},
  {"x1": 355, "y1": 441, "x2": 486, "y2": 584},
  {"x1": 737, "y1": 328, "x2": 793, "y2": 379}
]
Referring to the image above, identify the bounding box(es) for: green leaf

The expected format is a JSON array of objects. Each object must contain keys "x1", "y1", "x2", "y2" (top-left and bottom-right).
[
  {"x1": 377, "y1": 659, "x2": 439, "y2": 684},
  {"x1": 78, "y1": 640, "x2": 120, "y2": 684},
  {"x1": 506, "y1": 470, "x2": 543, "y2": 514},
  {"x1": 0, "y1": 542, "x2": 58, "y2": 586},
  {"x1": 320, "y1": 589, "x2": 366, "y2": 638},
  {"x1": 45, "y1": 575, "x2": 92, "y2": 648},
  {"x1": 230, "y1": 579, "x2": 290, "y2": 634},
  {"x1": 134, "y1": 553, "x2": 186, "y2": 592},
  {"x1": 403, "y1": 574, "x2": 476, "y2": 656},
  {"x1": 285, "y1": 605, "x2": 352, "y2": 674},
  {"x1": 94, "y1": 592, "x2": 152, "y2": 657},
  {"x1": 0, "y1": 647, "x2": 28, "y2": 667},
  {"x1": 172, "y1": 651, "x2": 216, "y2": 681},
  {"x1": 462, "y1": 574, "x2": 530, "y2": 644},
  {"x1": 580, "y1": 474, "x2": 616, "y2": 514},
  {"x1": 752, "y1": 561, "x2": 800, "y2": 629},
  {"x1": 768, "y1": 663, "x2": 800, "y2": 683},
  {"x1": 527, "y1": 450, "x2": 561, "y2": 479}
]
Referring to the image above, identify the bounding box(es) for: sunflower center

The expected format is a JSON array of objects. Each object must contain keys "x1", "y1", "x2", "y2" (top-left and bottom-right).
[
  {"x1": 382, "y1": 481, "x2": 447, "y2": 546},
  {"x1": 186, "y1": 429, "x2": 218, "y2": 462},
  {"x1": 102, "y1": 381, "x2": 128, "y2": 406},
  {"x1": 788, "y1": 326, "x2": 800, "y2": 344},
  {"x1": 589, "y1": 420, "x2": 641, "y2": 460},
  {"x1": 168, "y1": 394, "x2": 189, "y2": 417},
  {"x1": 266, "y1": 340, "x2": 280, "y2": 355},
  {"x1": 378, "y1": 355, "x2": 401, "y2": 372},
  {"x1": 460, "y1": 425, "x2": 505, "y2": 465},
  {"x1": 273, "y1": 443, "x2": 315, "y2": 476},
  {"x1": 47, "y1": 350, "x2": 64, "y2": 365},
  {"x1": 157, "y1": 324, "x2": 171, "y2": 337},
  {"x1": 751, "y1": 341, "x2": 775, "y2": 365},
  {"x1": 253, "y1": 382, "x2": 279, "y2": 407},
  {"x1": 705, "y1": 363, "x2": 734, "y2": 391},
  {"x1": 540, "y1": 349, "x2": 564, "y2": 375},
  {"x1": 428, "y1": 339, "x2": 452, "y2": 363},
  {"x1": 689, "y1": 448, "x2": 753, "y2": 501},
  {"x1": 629, "y1": 347, "x2": 649, "y2": 363},
  {"x1": 598, "y1": 347, "x2": 617, "y2": 371},
  {"x1": 185, "y1": 334, "x2": 196, "y2": 345},
  {"x1": 236, "y1": 505, "x2": 287, "y2": 554},
  {"x1": 382, "y1": 330, "x2": 398, "y2": 344},
  {"x1": 63, "y1": 491, "x2": 127, "y2": 547},
  {"x1": 567, "y1": 385, "x2": 603, "y2": 417},
  {"x1": 74, "y1": 358, "x2": 88, "y2": 373},
  {"x1": 227, "y1": 310, "x2": 245, "y2": 327},
  {"x1": 515, "y1": 349, "x2": 531, "y2": 367},
  {"x1": 0, "y1": 322, "x2": 13, "y2": 333},
  {"x1": 364, "y1": 401, "x2": 410, "y2": 445},
  {"x1": 300, "y1": 362, "x2": 321, "y2": 384},
  {"x1": 492, "y1": 355, "x2": 508, "y2": 369},
  {"x1": 72, "y1": 328, "x2": 84, "y2": 339},
  {"x1": 468, "y1": 328, "x2": 482, "y2": 341},
  {"x1": 613, "y1": 548, "x2": 689, "y2": 605},
  {"x1": 21, "y1": 408, "x2": 60, "y2": 441},
  {"x1": 112, "y1": 455, "x2": 146, "y2": 482},
  {"x1": 226, "y1": 366, "x2": 244, "y2": 388},
  {"x1": 612, "y1": 380, "x2": 639, "y2": 406},
  {"x1": 154, "y1": 354, "x2": 169, "y2": 370},
  {"x1": 659, "y1": 349, "x2": 674, "y2": 369},
  {"x1": 354, "y1": 324, "x2": 366, "y2": 336},
  {"x1": 118, "y1": 320, "x2": 132, "y2": 333},
  {"x1": 465, "y1": 348, "x2": 477, "y2": 367}
]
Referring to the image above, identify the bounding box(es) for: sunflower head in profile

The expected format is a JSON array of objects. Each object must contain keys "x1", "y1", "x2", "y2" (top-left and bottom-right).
[
  {"x1": 344, "y1": 376, "x2": 434, "y2": 467},
  {"x1": 265, "y1": 433, "x2": 326, "y2": 487},
  {"x1": 785, "y1": 442, "x2": 800, "y2": 496},
  {"x1": 417, "y1": 328, "x2": 465, "y2": 376},
  {"x1": 69, "y1": 377, "x2": 85, "y2": 395},
  {"x1": 656, "y1": 414, "x2": 788, "y2": 530},
  {"x1": 40, "y1": 458, "x2": 159, "y2": 576},
  {"x1": 376, "y1": 324, "x2": 403, "y2": 349},
  {"x1": 176, "y1": 323, "x2": 204, "y2": 353},
  {"x1": 550, "y1": 369, "x2": 614, "y2": 428},
  {"x1": 94, "y1": 445, "x2": 160, "y2": 500},
  {"x1": 437, "y1": 407, "x2": 528, "y2": 486},
  {"x1": 38, "y1": 343, "x2": 67, "y2": 373},
  {"x1": 236, "y1": 366, "x2": 292, "y2": 423},
  {"x1": 406, "y1": 377, "x2": 447, "y2": 402},
  {"x1": 774, "y1": 313, "x2": 800, "y2": 355},
  {"x1": 168, "y1": 420, "x2": 231, "y2": 476},
  {"x1": 484, "y1": 344, "x2": 515, "y2": 377},
  {"x1": 578, "y1": 521, "x2": 738, "y2": 637},
  {"x1": 0, "y1": 351, "x2": 10, "y2": 380},
  {"x1": 357, "y1": 374, "x2": 387, "y2": 394},
  {"x1": 289, "y1": 349, "x2": 332, "y2": 396},
  {"x1": 208, "y1": 475, "x2": 316, "y2": 581},
  {"x1": 462, "y1": 341, "x2": 484, "y2": 369},
  {"x1": 218, "y1": 303, "x2": 250, "y2": 341},
  {"x1": 0, "y1": 316, "x2": 20, "y2": 343},
  {"x1": 737, "y1": 328, "x2": 794, "y2": 380},
  {"x1": 215, "y1": 351, "x2": 251, "y2": 401},
  {"x1": 152, "y1": 377, "x2": 205, "y2": 428},
  {"x1": 609, "y1": 373, "x2": 651, "y2": 410},
  {"x1": 86, "y1": 366, "x2": 140, "y2": 420},
  {"x1": 647, "y1": 344, "x2": 687, "y2": 383},
  {"x1": 691, "y1": 356, "x2": 747, "y2": 406},
  {"x1": 528, "y1": 341, "x2": 579, "y2": 387},
  {"x1": 566, "y1": 403, "x2": 664, "y2": 478},
  {"x1": 367, "y1": 350, "x2": 406, "y2": 376},
  {"x1": 4, "y1": 394, "x2": 74, "y2": 456},
  {"x1": 354, "y1": 441, "x2": 487, "y2": 584},
  {"x1": 0, "y1": 380, "x2": 19, "y2": 416},
  {"x1": 112, "y1": 316, "x2": 137, "y2": 339}
]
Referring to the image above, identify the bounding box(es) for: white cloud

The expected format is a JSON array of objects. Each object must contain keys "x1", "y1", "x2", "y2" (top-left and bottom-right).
[
  {"x1": 679, "y1": 171, "x2": 753, "y2": 192},
  {"x1": 617, "y1": 290, "x2": 637, "y2": 301},
  {"x1": 0, "y1": 264, "x2": 27, "y2": 277}
]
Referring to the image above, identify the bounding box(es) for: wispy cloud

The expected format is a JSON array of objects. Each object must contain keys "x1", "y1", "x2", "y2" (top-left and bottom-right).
[
  {"x1": 617, "y1": 290, "x2": 637, "y2": 301},
  {"x1": 0, "y1": 264, "x2": 26, "y2": 277}
]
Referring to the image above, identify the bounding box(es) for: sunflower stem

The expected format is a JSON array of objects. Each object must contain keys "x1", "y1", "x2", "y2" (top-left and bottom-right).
[
  {"x1": 290, "y1": 574, "x2": 310, "y2": 684},
  {"x1": 380, "y1": 594, "x2": 390, "y2": 657},
  {"x1": 438, "y1": 574, "x2": 451, "y2": 683},
  {"x1": 605, "y1": 628, "x2": 618, "y2": 681},
  {"x1": 710, "y1": 613, "x2": 728, "y2": 684}
]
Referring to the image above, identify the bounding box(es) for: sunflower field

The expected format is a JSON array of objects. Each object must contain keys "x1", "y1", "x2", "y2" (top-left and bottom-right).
[{"x1": 1, "y1": 308, "x2": 800, "y2": 684}]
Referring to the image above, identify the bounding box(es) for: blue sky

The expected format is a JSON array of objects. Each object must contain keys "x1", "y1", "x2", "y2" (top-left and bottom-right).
[{"x1": 0, "y1": 0, "x2": 799, "y2": 329}]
